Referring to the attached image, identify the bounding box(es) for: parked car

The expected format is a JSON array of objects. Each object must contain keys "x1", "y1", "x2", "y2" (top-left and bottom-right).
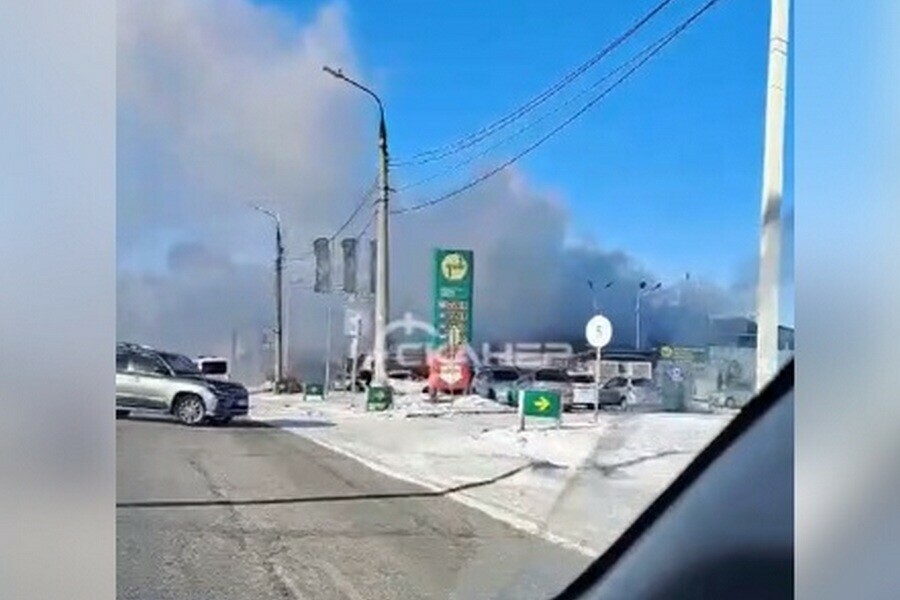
[
  {"x1": 508, "y1": 368, "x2": 574, "y2": 409},
  {"x1": 387, "y1": 369, "x2": 418, "y2": 380},
  {"x1": 116, "y1": 342, "x2": 249, "y2": 425},
  {"x1": 471, "y1": 366, "x2": 520, "y2": 402},
  {"x1": 568, "y1": 372, "x2": 599, "y2": 407},
  {"x1": 707, "y1": 388, "x2": 755, "y2": 409},
  {"x1": 195, "y1": 355, "x2": 230, "y2": 381},
  {"x1": 596, "y1": 376, "x2": 658, "y2": 408}
]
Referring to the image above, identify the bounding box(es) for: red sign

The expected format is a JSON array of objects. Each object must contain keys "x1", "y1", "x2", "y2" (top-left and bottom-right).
[{"x1": 427, "y1": 347, "x2": 472, "y2": 394}]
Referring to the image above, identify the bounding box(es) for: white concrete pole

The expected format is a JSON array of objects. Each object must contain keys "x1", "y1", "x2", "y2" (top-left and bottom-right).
[{"x1": 755, "y1": 0, "x2": 790, "y2": 390}]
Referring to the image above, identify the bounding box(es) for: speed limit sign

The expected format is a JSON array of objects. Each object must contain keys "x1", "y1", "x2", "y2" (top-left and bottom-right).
[{"x1": 585, "y1": 314, "x2": 613, "y2": 349}]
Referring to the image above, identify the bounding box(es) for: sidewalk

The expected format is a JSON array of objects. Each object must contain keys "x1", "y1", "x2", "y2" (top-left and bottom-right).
[{"x1": 250, "y1": 391, "x2": 731, "y2": 555}]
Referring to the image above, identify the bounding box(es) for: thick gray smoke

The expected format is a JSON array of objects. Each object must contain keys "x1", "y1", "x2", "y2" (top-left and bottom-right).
[
  {"x1": 117, "y1": 0, "x2": 764, "y2": 381},
  {"x1": 729, "y1": 204, "x2": 795, "y2": 321}
]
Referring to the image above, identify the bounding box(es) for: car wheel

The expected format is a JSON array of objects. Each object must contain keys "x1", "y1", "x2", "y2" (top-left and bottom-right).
[
  {"x1": 116, "y1": 409, "x2": 130, "y2": 419},
  {"x1": 725, "y1": 396, "x2": 737, "y2": 409},
  {"x1": 174, "y1": 394, "x2": 206, "y2": 426},
  {"x1": 487, "y1": 389, "x2": 496, "y2": 400}
]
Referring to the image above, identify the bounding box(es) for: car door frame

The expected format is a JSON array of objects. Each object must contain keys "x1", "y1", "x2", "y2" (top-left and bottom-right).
[
  {"x1": 116, "y1": 350, "x2": 141, "y2": 408},
  {"x1": 125, "y1": 352, "x2": 173, "y2": 411}
]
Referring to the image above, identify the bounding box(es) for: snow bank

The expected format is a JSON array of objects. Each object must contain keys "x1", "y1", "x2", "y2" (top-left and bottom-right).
[{"x1": 250, "y1": 391, "x2": 731, "y2": 555}]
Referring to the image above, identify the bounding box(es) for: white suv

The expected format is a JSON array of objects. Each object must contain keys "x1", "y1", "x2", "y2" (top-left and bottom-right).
[{"x1": 116, "y1": 343, "x2": 249, "y2": 425}]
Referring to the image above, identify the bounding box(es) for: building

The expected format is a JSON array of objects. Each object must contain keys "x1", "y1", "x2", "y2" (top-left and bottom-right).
[{"x1": 708, "y1": 316, "x2": 794, "y2": 351}]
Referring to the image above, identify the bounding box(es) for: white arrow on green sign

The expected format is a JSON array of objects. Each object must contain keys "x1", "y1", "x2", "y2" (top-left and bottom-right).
[{"x1": 521, "y1": 390, "x2": 561, "y2": 418}]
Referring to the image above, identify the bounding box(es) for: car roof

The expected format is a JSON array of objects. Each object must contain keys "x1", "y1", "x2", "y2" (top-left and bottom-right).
[{"x1": 117, "y1": 342, "x2": 155, "y2": 352}]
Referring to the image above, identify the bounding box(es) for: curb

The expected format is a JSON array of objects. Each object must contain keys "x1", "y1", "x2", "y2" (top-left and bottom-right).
[
  {"x1": 254, "y1": 415, "x2": 598, "y2": 558},
  {"x1": 402, "y1": 409, "x2": 515, "y2": 418}
]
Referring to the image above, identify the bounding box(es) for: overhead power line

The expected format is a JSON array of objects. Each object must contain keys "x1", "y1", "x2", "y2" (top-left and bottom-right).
[
  {"x1": 328, "y1": 176, "x2": 378, "y2": 241},
  {"x1": 391, "y1": 0, "x2": 677, "y2": 167},
  {"x1": 354, "y1": 213, "x2": 374, "y2": 239},
  {"x1": 396, "y1": 40, "x2": 662, "y2": 193},
  {"x1": 283, "y1": 176, "x2": 376, "y2": 263},
  {"x1": 392, "y1": 0, "x2": 724, "y2": 216}
]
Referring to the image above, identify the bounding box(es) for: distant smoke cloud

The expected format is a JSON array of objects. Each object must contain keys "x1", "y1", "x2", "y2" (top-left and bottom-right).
[
  {"x1": 729, "y1": 204, "x2": 795, "y2": 319},
  {"x1": 117, "y1": 0, "x2": 763, "y2": 380}
]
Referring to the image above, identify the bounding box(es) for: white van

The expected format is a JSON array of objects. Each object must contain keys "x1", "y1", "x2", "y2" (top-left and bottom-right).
[{"x1": 195, "y1": 356, "x2": 230, "y2": 381}]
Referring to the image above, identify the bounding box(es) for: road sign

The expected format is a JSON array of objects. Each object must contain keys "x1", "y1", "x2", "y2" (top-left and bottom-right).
[
  {"x1": 366, "y1": 385, "x2": 392, "y2": 411},
  {"x1": 518, "y1": 390, "x2": 562, "y2": 430},
  {"x1": 659, "y1": 345, "x2": 708, "y2": 363},
  {"x1": 304, "y1": 382, "x2": 325, "y2": 400},
  {"x1": 585, "y1": 314, "x2": 613, "y2": 349}
]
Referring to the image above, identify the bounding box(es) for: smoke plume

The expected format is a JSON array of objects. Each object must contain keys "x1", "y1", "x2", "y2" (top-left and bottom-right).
[{"x1": 117, "y1": 0, "x2": 758, "y2": 380}]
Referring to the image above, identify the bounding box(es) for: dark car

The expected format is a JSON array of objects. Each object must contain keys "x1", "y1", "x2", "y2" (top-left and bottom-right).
[{"x1": 471, "y1": 367, "x2": 520, "y2": 401}]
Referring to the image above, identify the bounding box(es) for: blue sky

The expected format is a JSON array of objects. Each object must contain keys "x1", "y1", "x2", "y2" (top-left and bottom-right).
[{"x1": 255, "y1": 0, "x2": 793, "y2": 296}]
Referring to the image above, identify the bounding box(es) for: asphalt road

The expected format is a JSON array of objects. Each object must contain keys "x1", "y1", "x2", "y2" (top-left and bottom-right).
[{"x1": 117, "y1": 414, "x2": 591, "y2": 599}]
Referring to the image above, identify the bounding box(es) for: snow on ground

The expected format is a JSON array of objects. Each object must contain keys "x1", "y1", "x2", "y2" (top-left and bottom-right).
[{"x1": 250, "y1": 387, "x2": 732, "y2": 556}]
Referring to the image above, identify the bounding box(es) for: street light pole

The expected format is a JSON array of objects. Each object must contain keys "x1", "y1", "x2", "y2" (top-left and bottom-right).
[
  {"x1": 324, "y1": 66, "x2": 390, "y2": 387},
  {"x1": 755, "y1": 0, "x2": 790, "y2": 390},
  {"x1": 324, "y1": 303, "x2": 332, "y2": 396},
  {"x1": 635, "y1": 291, "x2": 642, "y2": 350},
  {"x1": 587, "y1": 280, "x2": 614, "y2": 312},
  {"x1": 635, "y1": 281, "x2": 662, "y2": 350},
  {"x1": 252, "y1": 204, "x2": 284, "y2": 390}
]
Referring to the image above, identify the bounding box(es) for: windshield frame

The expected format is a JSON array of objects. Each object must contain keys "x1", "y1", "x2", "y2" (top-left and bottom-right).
[
  {"x1": 603, "y1": 377, "x2": 629, "y2": 389},
  {"x1": 490, "y1": 369, "x2": 519, "y2": 382},
  {"x1": 534, "y1": 369, "x2": 569, "y2": 383}
]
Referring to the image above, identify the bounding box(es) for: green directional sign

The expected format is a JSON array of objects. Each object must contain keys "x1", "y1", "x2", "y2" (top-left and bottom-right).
[
  {"x1": 520, "y1": 390, "x2": 562, "y2": 418},
  {"x1": 304, "y1": 382, "x2": 324, "y2": 398},
  {"x1": 366, "y1": 385, "x2": 393, "y2": 411}
]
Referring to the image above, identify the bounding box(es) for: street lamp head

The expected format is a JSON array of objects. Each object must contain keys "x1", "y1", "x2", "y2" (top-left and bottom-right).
[{"x1": 322, "y1": 65, "x2": 344, "y2": 80}]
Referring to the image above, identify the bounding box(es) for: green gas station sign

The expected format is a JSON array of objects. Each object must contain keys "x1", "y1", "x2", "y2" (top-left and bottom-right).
[
  {"x1": 432, "y1": 249, "x2": 474, "y2": 349},
  {"x1": 658, "y1": 345, "x2": 709, "y2": 364}
]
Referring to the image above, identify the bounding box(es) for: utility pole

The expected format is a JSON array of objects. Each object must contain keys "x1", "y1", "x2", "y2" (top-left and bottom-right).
[
  {"x1": 252, "y1": 204, "x2": 284, "y2": 391},
  {"x1": 324, "y1": 304, "x2": 333, "y2": 395},
  {"x1": 323, "y1": 66, "x2": 390, "y2": 387},
  {"x1": 755, "y1": 0, "x2": 790, "y2": 390},
  {"x1": 375, "y1": 112, "x2": 390, "y2": 387},
  {"x1": 230, "y1": 328, "x2": 238, "y2": 376}
]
